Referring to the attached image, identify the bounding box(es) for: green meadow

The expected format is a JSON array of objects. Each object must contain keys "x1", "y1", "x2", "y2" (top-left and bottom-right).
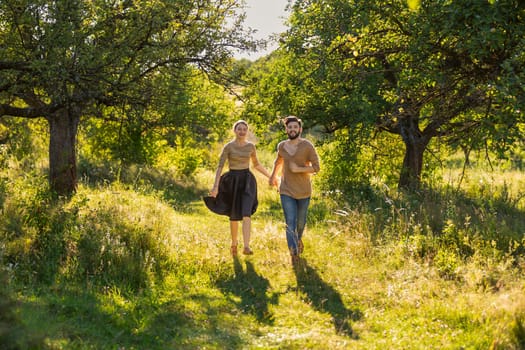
[
  {"x1": 1, "y1": 152, "x2": 524, "y2": 349},
  {"x1": 2, "y1": 1, "x2": 525, "y2": 349}
]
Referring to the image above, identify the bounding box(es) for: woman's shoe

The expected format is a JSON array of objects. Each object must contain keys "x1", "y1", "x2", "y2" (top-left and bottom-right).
[
  {"x1": 242, "y1": 247, "x2": 254, "y2": 255},
  {"x1": 230, "y1": 245, "x2": 238, "y2": 256}
]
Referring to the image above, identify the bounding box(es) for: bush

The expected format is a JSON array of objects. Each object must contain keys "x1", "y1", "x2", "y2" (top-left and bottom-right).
[
  {"x1": 72, "y1": 187, "x2": 176, "y2": 292},
  {"x1": 155, "y1": 144, "x2": 203, "y2": 178},
  {"x1": 1, "y1": 174, "x2": 178, "y2": 293}
]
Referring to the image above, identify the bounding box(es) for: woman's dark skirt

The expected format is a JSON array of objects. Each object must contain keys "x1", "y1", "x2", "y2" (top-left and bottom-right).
[{"x1": 203, "y1": 169, "x2": 258, "y2": 221}]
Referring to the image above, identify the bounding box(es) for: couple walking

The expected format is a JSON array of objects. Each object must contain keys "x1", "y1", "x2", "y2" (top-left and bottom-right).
[{"x1": 204, "y1": 116, "x2": 320, "y2": 263}]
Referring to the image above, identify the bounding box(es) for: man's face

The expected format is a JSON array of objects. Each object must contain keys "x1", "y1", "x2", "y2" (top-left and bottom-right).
[{"x1": 286, "y1": 122, "x2": 301, "y2": 140}]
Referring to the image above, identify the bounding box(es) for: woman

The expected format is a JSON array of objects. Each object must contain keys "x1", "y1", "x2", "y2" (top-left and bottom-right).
[{"x1": 204, "y1": 120, "x2": 270, "y2": 256}]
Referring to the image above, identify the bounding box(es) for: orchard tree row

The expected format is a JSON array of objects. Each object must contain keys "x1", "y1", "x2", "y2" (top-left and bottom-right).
[
  {"x1": 1, "y1": 0, "x2": 524, "y2": 196},
  {"x1": 243, "y1": 0, "x2": 525, "y2": 190},
  {"x1": 0, "y1": 0, "x2": 254, "y2": 195}
]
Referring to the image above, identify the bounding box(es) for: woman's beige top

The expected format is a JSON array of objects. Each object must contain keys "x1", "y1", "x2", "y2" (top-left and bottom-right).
[
  {"x1": 218, "y1": 141, "x2": 260, "y2": 170},
  {"x1": 277, "y1": 139, "x2": 320, "y2": 199}
]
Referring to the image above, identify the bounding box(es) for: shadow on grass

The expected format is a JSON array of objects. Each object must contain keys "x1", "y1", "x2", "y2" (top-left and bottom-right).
[
  {"x1": 215, "y1": 257, "x2": 278, "y2": 325},
  {"x1": 18, "y1": 284, "x2": 246, "y2": 350},
  {"x1": 293, "y1": 257, "x2": 362, "y2": 339}
]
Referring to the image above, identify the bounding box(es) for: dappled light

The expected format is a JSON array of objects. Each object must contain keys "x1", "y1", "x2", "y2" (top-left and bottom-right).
[{"x1": 1, "y1": 0, "x2": 525, "y2": 348}]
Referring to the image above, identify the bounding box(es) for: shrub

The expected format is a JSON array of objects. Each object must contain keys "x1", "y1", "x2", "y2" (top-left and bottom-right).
[
  {"x1": 155, "y1": 143, "x2": 204, "y2": 179},
  {"x1": 72, "y1": 187, "x2": 176, "y2": 292}
]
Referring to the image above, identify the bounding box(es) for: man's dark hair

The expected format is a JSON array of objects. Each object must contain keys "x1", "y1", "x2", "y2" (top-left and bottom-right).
[{"x1": 284, "y1": 115, "x2": 302, "y2": 127}]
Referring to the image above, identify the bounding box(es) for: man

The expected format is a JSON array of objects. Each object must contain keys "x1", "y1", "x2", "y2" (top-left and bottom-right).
[{"x1": 269, "y1": 116, "x2": 320, "y2": 263}]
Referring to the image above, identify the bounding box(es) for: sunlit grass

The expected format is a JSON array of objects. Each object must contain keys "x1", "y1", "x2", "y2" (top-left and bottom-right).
[{"x1": 1, "y1": 153, "x2": 524, "y2": 349}]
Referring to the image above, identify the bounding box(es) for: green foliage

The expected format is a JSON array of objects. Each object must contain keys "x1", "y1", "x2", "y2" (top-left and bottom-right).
[
  {"x1": 2, "y1": 184, "x2": 178, "y2": 291},
  {"x1": 512, "y1": 316, "x2": 525, "y2": 349},
  {"x1": 77, "y1": 187, "x2": 176, "y2": 290},
  {"x1": 433, "y1": 248, "x2": 461, "y2": 279},
  {"x1": 0, "y1": 267, "x2": 20, "y2": 348},
  {"x1": 246, "y1": 0, "x2": 525, "y2": 190},
  {"x1": 0, "y1": 132, "x2": 182, "y2": 290},
  {"x1": 0, "y1": 66, "x2": 524, "y2": 349},
  {"x1": 316, "y1": 136, "x2": 363, "y2": 192},
  {"x1": 0, "y1": 267, "x2": 46, "y2": 349},
  {"x1": 0, "y1": 119, "x2": 48, "y2": 170},
  {"x1": 316, "y1": 129, "x2": 408, "y2": 195},
  {"x1": 0, "y1": 171, "x2": 51, "y2": 282},
  {"x1": 155, "y1": 143, "x2": 203, "y2": 178},
  {"x1": 78, "y1": 68, "x2": 236, "y2": 180},
  {"x1": 81, "y1": 109, "x2": 159, "y2": 165},
  {"x1": 154, "y1": 69, "x2": 237, "y2": 146},
  {"x1": 1, "y1": 0, "x2": 255, "y2": 195},
  {"x1": 26, "y1": 194, "x2": 75, "y2": 285}
]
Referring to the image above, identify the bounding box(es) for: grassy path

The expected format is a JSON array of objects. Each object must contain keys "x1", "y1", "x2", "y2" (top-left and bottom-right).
[
  {"x1": 152, "y1": 193, "x2": 524, "y2": 349},
  {"x1": 11, "y1": 181, "x2": 525, "y2": 349}
]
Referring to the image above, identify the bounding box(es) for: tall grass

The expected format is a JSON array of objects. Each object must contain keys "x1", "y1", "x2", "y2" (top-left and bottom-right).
[{"x1": 1, "y1": 144, "x2": 524, "y2": 348}]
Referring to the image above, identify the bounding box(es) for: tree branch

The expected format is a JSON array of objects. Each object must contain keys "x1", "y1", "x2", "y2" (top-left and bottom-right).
[
  {"x1": 0, "y1": 104, "x2": 45, "y2": 119},
  {"x1": 0, "y1": 61, "x2": 32, "y2": 71}
]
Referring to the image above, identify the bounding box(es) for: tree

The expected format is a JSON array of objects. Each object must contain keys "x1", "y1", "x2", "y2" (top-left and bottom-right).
[
  {"x1": 0, "y1": 0, "x2": 255, "y2": 195},
  {"x1": 260, "y1": 0, "x2": 525, "y2": 190},
  {"x1": 81, "y1": 66, "x2": 238, "y2": 166}
]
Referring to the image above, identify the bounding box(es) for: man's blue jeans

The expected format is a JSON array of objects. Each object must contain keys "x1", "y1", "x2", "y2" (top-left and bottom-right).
[{"x1": 280, "y1": 194, "x2": 310, "y2": 255}]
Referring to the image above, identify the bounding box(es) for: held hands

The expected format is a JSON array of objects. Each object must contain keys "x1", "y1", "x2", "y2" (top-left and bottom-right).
[{"x1": 269, "y1": 175, "x2": 279, "y2": 188}]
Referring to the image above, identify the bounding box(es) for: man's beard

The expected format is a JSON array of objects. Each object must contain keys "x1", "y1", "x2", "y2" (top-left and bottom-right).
[{"x1": 287, "y1": 132, "x2": 299, "y2": 140}]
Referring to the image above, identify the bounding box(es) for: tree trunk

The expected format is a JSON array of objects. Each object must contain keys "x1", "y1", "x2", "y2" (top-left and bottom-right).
[
  {"x1": 48, "y1": 108, "x2": 80, "y2": 196},
  {"x1": 397, "y1": 117, "x2": 429, "y2": 191},
  {"x1": 398, "y1": 141, "x2": 426, "y2": 190}
]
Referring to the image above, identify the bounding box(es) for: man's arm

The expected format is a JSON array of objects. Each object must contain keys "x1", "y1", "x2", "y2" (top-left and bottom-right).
[
  {"x1": 289, "y1": 144, "x2": 320, "y2": 174},
  {"x1": 288, "y1": 162, "x2": 316, "y2": 174},
  {"x1": 269, "y1": 156, "x2": 283, "y2": 187}
]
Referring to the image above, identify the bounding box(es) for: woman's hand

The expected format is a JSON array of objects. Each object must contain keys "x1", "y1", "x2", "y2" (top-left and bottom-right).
[
  {"x1": 269, "y1": 175, "x2": 279, "y2": 187},
  {"x1": 210, "y1": 187, "x2": 218, "y2": 197}
]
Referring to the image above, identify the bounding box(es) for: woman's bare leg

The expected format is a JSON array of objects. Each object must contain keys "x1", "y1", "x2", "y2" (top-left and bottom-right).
[
  {"x1": 242, "y1": 217, "x2": 253, "y2": 254},
  {"x1": 230, "y1": 220, "x2": 239, "y2": 255}
]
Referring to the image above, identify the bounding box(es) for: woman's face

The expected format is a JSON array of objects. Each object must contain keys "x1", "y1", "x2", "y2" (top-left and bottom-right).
[{"x1": 234, "y1": 123, "x2": 248, "y2": 138}]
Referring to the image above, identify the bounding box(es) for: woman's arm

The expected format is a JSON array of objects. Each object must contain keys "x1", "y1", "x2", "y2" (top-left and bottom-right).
[
  {"x1": 210, "y1": 144, "x2": 229, "y2": 197},
  {"x1": 210, "y1": 165, "x2": 223, "y2": 197},
  {"x1": 251, "y1": 146, "x2": 271, "y2": 179},
  {"x1": 254, "y1": 164, "x2": 271, "y2": 178}
]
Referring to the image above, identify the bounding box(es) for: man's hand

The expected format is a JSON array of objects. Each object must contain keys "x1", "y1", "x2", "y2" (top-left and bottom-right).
[{"x1": 289, "y1": 162, "x2": 300, "y2": 173}]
